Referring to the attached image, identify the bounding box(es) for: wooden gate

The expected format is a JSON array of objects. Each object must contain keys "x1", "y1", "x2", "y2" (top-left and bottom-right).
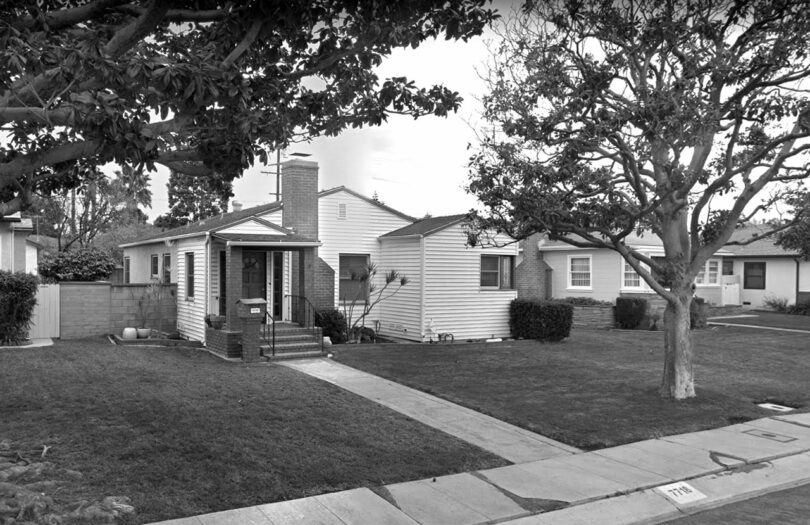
[{"x1": 29, "y1": 284, "x2": 60, "y2": 339}]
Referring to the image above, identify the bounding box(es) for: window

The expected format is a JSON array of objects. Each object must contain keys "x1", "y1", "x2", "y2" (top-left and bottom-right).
[
  {"x1": 337, "y1": 202, "x2": 347, "y2": 219},
  {"x1": 185, "y1": 252, "x2": 195, "y2": 298},
  {"x1": 622, "y1": 259, "x2": 641, "y2": 288},
  {"x1": 744, "y1": 262, "x2": 766, "y2": 289},
  {"x1": 695, "y1": 259, "x2": 720, "y2": 285},
  {"x1": 339, "y1": 254, "x2": 369, "y2": 301},
  {"x1": 722, "y1": 259, "x2": 734, "y2": 275},
  {"x1": 568, "y1": 255, "x2": 591, "y2": 289},
  {"x1": 123, "y1": 257, "x2": 130, "y2": 284},
  {"x1": 480, "y1": 255, "x2": 515, "y2": 289},
  {"x1": 162, "y1": 253, "x2": 171, "y2": 284},
  {"x1": 150, "y1": 254, "x2": 159, "y2": 279}
]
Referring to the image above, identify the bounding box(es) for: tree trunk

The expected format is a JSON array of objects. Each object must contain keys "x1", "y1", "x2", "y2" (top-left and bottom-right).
[{"x1": 660, "y1": 293, "x2": 695, "y2": 399}]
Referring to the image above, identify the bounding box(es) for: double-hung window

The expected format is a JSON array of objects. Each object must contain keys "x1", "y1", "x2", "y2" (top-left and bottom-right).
[
  {"x1": 744, "y1": 262, "x2": 766, "y2": 289},
  {"x1": 480, "y1": 255, "x2": 515, "y2": 289},
  {"x1": 150, "y1": 254, "x2": 159, "y2": 279},
  {"x1": 695, "y1": 259, "x2": 720, "y2": 286},
  {"x1": 123, "y1": 257, "x2": 131, "y2": 284},
  {"x1": 568, "y1": 255, "x2": 591, "y2": 289},
  {"x1": 622, "y1": 259, "x2": 642, "y2": 288},
  {"x1": 162, "y1": 253, "x2": 171, "y2": 284},
  {"x1": 185, "y1": 252, "x2": 195, "y2": 299}
]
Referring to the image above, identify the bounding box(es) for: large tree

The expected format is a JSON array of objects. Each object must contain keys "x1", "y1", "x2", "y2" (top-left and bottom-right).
[
  {"x1": 468, "y1": 0, "x2": 810, "y2": 399},
  {"x1": 0, "y1": 0, "x2": 497, "y2": 216},
  {"x1": 154, "y1": 169, "x2": 233, "y2": 229}
]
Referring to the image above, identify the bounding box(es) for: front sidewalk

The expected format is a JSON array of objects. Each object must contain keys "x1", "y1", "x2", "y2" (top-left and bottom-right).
[{"x1": 150, "y1": 360, "x2": 810, "y2": 525}]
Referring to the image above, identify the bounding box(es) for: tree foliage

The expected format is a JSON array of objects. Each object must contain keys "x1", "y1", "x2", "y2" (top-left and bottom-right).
[
  {"x1": 468, "y1": 0, "x2": 810, "y2": 399},
  {"x1": 0, "y1": 0, "x2": 497, "y2": 217},
  {"x1": 38, "y1": 246, "x2": 117, "y2": 282},
  {"x1": 154, "y1": 169, "x2": 233, "y2": 228},
  {"x1": 0, "y1": 271, "x2": 39, "y2": 345}
]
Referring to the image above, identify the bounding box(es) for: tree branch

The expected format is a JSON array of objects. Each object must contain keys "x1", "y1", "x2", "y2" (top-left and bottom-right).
[
  {"x1": 104, "y1": 1, "x2": 169, "y2": 59},
  {"x1": 221, "y1": 20, "x2": 264, "y2": 69}
]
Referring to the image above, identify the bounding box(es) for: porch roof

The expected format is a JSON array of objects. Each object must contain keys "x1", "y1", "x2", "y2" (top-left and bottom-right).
[{"x1": 212, "y1": 232, "x2": 322, "y2": 247}]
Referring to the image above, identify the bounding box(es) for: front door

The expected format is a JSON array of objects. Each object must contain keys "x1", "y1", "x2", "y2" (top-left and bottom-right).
[
  {"x1": 242, "y1": 251, "x2": 267, "y2": 299},
  {"x1": 271, "y1": 252, "x2": 284, "y2": 320}
]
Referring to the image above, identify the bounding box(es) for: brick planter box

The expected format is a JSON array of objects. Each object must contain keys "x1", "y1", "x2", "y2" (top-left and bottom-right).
[
  {"x1": 206, "y1": 327, "x2": 242, "y2": 358},
  {"x1": 572, "y1": 305, "x2": 615, "y2": 329}
]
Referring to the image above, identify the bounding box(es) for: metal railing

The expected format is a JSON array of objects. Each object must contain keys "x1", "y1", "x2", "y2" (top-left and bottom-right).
[{"x1": 260, "y1": 295, "x2": 323, "y2": 356}]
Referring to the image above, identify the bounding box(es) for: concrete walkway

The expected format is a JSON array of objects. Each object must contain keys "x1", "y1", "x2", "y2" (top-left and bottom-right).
[
  {"x1": 707, "y1": 321, "x2": 810, "y2": 334},
  {"x1": 151, "y1": 412, "x2": 810, "y2": 525},
  {"x1": 280, "y1": 358, "x2": 580, "y2": 463}
]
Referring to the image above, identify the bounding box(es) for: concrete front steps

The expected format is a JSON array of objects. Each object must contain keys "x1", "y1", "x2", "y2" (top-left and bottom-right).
[{"x1": 260, "y1": 323, "x2": 325, "y2": 360}]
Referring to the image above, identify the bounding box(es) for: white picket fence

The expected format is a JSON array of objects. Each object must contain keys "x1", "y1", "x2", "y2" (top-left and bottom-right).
[{"x1": 29, "y1": 284, "x2": 60, "y2": 339}]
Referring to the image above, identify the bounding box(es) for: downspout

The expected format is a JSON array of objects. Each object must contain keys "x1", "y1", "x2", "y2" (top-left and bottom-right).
[
  {"x1": 420, "y1": 235, "x2": 426, "y2": 342},
  {"x1": 796, "y1": 258, "x2": 801, "y2": 305}
]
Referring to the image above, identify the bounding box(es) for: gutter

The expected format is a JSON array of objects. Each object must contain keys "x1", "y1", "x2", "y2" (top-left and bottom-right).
[
  {"x1": 224, "y1": 241, "x2": 322, "y2": 248},
  {"x1": 205, "y1": 232, "x2": 210, "y2": 334}
]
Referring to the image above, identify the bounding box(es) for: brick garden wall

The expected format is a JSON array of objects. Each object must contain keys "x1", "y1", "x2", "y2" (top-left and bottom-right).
[
  {"x1": 571, "y1": 305, "x2": 615, "y2": 329},
  {"x1": 59, "y1": 282, "x2": 177, "y2": 339}
]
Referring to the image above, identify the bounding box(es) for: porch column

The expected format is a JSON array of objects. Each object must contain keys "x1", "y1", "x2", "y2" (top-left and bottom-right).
[
  {"x1": 225, "y1": 245, "x2": 243, "y2": 330},
  {"x1": 294, "y1": 247, "x2": 316, "y2": 321}
]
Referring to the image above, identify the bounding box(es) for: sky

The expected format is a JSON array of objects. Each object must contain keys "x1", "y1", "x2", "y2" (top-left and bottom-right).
[{"x1": 144, "y1": 15, "x2": 507, "y2": 221}]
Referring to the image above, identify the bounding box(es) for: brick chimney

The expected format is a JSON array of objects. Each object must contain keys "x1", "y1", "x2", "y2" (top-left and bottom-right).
[
  {"x1": 231, "y1": 201, "x2": 242, "y2": 213},
  {"x1": 281, "y1": 159, "x2": 318, "y2": 240}
]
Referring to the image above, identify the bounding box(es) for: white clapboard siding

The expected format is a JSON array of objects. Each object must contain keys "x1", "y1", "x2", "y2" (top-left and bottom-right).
[
  {"x1": 29, "y1": 284, "x2": 60, "y2": 338},
  {"x1": 378, "y1": 237, "x2": 423, "y2": 340},
  {"x1": 318, "y1": 190, "x2": 412, "y2": 307},
  {"x1": 176, "y1": 236, "x2": 207, "y2": 343},
  {"x1": 259, "y1": 209, "x2": 283, "y2": 227},
  {"x1": 543, "y1": 249, "x2": 618, "y2": 302},
  {"x1": 800, "y1": 260, "x2": 810, "y2": 293},
  {"x1": 218, "y1": 219, "x2": 284, "y2": 235},
  {"x1": 423, "y1": 225, "x2": 517, "y2": 340}
]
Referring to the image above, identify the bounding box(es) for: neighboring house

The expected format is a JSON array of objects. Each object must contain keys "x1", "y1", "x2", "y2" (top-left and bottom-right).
[
  {"x1": 0, "y1": 214, "x2": 40, "y2": 274},
  {"x1": 121, "y1": 160, "x2": 517, "y2": 345},
  {"x1": 517, "y1": 232, "x2": 734, "y2": 306},
  {"x1": 723, "y1": 226, "x2": 810, "y2": 308}
]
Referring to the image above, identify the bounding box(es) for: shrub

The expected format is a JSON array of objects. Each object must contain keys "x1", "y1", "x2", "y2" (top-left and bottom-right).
[
  {"x1": 39, "y1": 247, "x2": 116, "y2": 282},
  {"x1": 0, "y1": 271, "x2": 39, "y2": 345},
  {"x1": 763, "y1": 295, "x2": 790, "y2": 313},
  {"x1": 315, "y1": 308, "x2": 347, "y2": 344},
  {"x1": 690, "y1": 296, "x2": 708, "y2": 329},
  {"x1": 788, "y1": 300, "x2": 810, "y2": 316},
  {"x1": 509, "y1": 299, "x2": 573, "y2": 341},
  {"x1": 349, "y1": 326, "x2": 376, "y2": 343},
  {"x1": 560, "y1": 296, "x2": 614, "y2": 306},
  {"x1": 615, "y1": 297, "x2": 647, "y2": 329}
]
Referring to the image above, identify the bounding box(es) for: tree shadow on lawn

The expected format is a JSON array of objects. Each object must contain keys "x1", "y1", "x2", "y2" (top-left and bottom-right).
[
  {"x1": 0, "y1": 339, "x2": 506, "y2": 524},
  {"x1": 334, "y1": 327, "x2": 809, "y2": 451}
]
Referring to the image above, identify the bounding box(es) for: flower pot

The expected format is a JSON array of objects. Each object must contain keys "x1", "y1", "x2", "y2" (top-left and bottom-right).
[
  {"x1": 211, "y1": 319, "x2": 224, "y2": 330},
  {"x1": 122, "y1": 327, "x2": 138, "y2": 340},
  {"x1": 136, "y1": 328, "x2": 151, "y2": 339}
]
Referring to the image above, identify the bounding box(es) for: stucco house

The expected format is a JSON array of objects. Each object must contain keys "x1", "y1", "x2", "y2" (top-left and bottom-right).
[
  {"x1": 120, "y1": 160, "x2": 517, "y2": 355},
  {"x1": 517, "y1": 228, "x2": 809, "y2": 309},
  {"x1": 0, "y1": 214, "x2": 40, "y2": 274}
]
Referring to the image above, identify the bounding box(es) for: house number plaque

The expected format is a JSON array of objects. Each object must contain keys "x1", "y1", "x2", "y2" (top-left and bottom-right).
[{"x1": 250, "y1": 307, "x2": 260, "y2": 314}]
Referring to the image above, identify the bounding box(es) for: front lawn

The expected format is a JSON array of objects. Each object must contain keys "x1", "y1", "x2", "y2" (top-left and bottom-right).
[
  {"x1": 710, "y1": 311, "x2": 810, "y2": 331},
  {"x1": 0, "y1": 340, "x2": 505, "y2": 524},
  {"x1": 334, "y1": 327, "x2": 810, "y2": 450}
]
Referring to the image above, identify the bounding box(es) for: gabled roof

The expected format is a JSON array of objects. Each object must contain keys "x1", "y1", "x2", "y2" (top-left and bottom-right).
[
  {"x1": 122, "y1": 185, "x2": 416, "y2": 248},
  {"x1": 381, "y1": 214, "x2": 468, "y2": 238},
  {"x1": 724, "y1": 225, "x2": 798, "y2": 257},
  {"x1": 320, "y1": 186, "x2": 416, "y2": 222}
]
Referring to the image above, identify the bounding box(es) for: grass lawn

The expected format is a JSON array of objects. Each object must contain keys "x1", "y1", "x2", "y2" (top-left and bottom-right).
[
  {"x1": 334, "y1": 327, "x2": 810, "y2": 451},
  {"x1": 0, "y1": 339, "x2": 506, "y2": 524},
  {"x1": 710, "y1": 311, "x2": 810, "y2": 331}
]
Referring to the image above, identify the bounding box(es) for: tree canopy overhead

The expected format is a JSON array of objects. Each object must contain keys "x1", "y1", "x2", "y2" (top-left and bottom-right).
[
  {"x1": 468, "y1": 0, "x2": 810, "y2": 399},
  {"x1": 0, "y1": 0, "x2": 498, "y2": 216}
]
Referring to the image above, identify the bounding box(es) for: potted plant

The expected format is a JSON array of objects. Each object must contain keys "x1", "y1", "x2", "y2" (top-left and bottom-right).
[
  {"x1": 134, "y1": 279, "x2": 162, "y2": 338},
  {"x1": 205, "y1": 314, "x2": 225, "y2": 330}
]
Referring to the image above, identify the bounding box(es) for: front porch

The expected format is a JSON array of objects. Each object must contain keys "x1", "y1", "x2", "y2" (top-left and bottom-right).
[{"x1": 204, "y1": 236, "x2": 326, "y2": 361}]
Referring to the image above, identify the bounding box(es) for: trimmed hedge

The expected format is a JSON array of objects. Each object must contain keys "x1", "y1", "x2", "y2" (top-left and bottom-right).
[
  {"x1": 788, "y1": 300, "x2": 810, "y2": 316},
  {"x1": 315, "y1": 308, "x2": 347, "y2": 344},
  {"x1": 560, "y1": 296, "x2": 614, "y2": 306},
  {"x1": 39, "y1": 247, "x2": 116, "y2": 282},
  {"x1": 0, "y1": 271, "x2": 39, "y2": 345},
  {"x1": 509, "y1": 299, "x2": 573, "y2": 341},
  {"x1": 615, "y1": 297, "x2": 647, "y2": 329}
]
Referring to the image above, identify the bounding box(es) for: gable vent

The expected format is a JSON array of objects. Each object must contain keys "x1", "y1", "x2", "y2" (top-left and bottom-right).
[{"x1": 338, "y1": 202, "x2": 347, "y2": 219}]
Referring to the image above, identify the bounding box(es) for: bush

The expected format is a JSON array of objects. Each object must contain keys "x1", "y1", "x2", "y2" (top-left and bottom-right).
[
  {"x1": 39, "y1": 247, "x2": 116, "y2": 282},
  {"x1": 560, "y1": 296, "x2": 614, "y2": 306},
  {"x1": 690, "y1": 296, "x2": 708, "y2": 329},
  {"x1": 509, "y1": 299, "x2": 573, "y2": 341},
  {"x1": 349, "y1": 326, "x2": 376, "y2": 343},
  {"x1": 788, "y1": 300, "x2": 810, "y2": 316},
  {"x1": 763, "y1": 295, "x2": 790, "y2": 313},
  {"x1": 315, "y1": 308, "x2": 347, "y2": 344},
  {"x1": 615, "y1": 297, "x2": 647, "y2": 329},
  {"x1": 0, "y1": 271, "x2": 39, "y2": 345}
]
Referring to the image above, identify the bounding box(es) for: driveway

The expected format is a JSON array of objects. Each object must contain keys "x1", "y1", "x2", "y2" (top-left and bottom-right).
[{"x1": 709, "y1": 311, "x2": 810, "y2": 332}]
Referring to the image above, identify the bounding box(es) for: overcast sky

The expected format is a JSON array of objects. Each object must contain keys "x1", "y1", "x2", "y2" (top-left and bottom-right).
[{"x1": 144, "y1": 9, "x2": 511, "y2": 221}]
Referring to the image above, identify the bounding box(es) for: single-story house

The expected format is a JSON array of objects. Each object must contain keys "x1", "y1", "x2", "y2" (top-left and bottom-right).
[
  {"x1": 121, "y1": 160, "x2": 517, "y2": 351},
  {"x1": 723, "y1": 225, "x2": 810, "y2": 307},
  {"x1": 516, "y1": 227, "x2": 809, "y2": 309},
  {"x1": 0, "y1": 214, "x2": 40, "y2": 274}
]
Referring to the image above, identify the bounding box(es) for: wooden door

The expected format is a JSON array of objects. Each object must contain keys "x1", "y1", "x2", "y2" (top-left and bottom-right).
[{"x1": 242, "y1": 251, "x2": 267, "y2": 299}]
